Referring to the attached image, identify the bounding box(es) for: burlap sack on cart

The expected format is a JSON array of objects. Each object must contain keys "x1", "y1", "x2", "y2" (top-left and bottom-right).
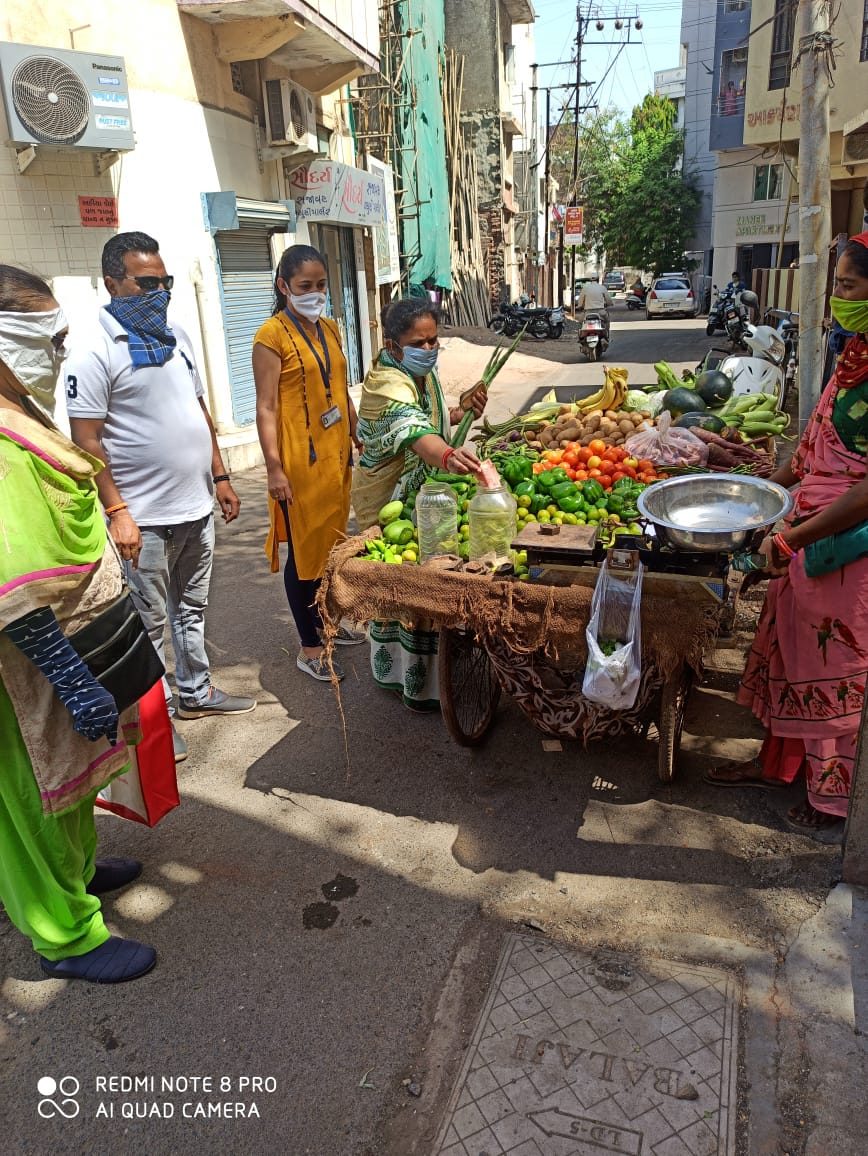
[
  {"x1": 318, "y1": 530, "x2": 718, "y2": 676},
  {"x1": 582, "y1": 559, "x2": 643, "y2": 709}
]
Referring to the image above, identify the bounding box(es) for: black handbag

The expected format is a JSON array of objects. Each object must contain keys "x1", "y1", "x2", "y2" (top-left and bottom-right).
[{"x1": 67, "y1": 591, "x2": 164, "y2": 714}]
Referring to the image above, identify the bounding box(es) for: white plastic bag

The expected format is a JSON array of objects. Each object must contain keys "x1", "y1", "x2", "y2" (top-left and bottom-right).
[
  {"x1": 582, "y1": 558, "x2": 643, "y2": 709},
  {"x1": 625, "y1": 411, "x2": 708, "y2": 467}
]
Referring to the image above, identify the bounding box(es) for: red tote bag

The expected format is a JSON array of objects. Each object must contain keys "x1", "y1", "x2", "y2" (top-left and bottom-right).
[{"x1": 96, "y1": 681, "x2": 180, "y2": 827}]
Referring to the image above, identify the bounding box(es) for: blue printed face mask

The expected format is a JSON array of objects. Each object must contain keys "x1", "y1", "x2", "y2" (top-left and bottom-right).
[{"x1": 400, "y1": 345, "x2": 438, "y2": 377}]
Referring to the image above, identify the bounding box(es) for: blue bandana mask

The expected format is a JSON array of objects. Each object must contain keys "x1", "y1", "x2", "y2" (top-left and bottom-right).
[
  {"x1": 107, "y1": 290, "x2": 176, "y2": 369},
  {"x1": 400, "y1": 345, "x2": 438, "y2": 377}
]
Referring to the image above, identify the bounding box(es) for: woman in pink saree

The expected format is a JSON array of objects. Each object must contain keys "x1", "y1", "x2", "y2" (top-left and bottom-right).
[{"x1": 706, "y1": 233, "x2": 868, "y2": 834}]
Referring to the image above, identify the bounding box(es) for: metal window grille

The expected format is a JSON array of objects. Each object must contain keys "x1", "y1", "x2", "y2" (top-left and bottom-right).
[{"x1": 861, "y1": 0, "x2": 868, "y2": 62}]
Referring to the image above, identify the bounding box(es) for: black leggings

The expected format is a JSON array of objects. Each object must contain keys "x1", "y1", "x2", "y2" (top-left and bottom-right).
[{"x1": 282, "y1": 516, "x2": 322, "y2": 649}]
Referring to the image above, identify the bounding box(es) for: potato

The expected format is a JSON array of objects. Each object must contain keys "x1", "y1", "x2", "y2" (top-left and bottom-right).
[
  {"x1": 600, "y1": 418, "x2": 616, "y2": 435},
  {"x1": 630, "y1": 412, "x2": 645, "y2": 425},
  {"x1": 619, "y1": 419, "x2": 635, "y2": 435},
  {"x1": 558, "y1": 405, "x2": 573, "y2": 416},
  {"x1": 560, "y1": 423, "x2": 581, "y2": 442},
  {"x1": 580, "y1": 433, "x2": 593, "y2": 445},
  {"x1": 604, "y1": 410, "x2": 619, "y2": 420},
  {"x1": 584, "y1": 414, "x2": 601, "y2": 433}
]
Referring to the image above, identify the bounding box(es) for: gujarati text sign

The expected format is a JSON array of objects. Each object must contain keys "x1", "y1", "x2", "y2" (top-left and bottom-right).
[
  {"x1": 290, "y1": 161, "x2": 385, "y2": 227},
  {"x1": 78, "y1": 196, "x2": 119, "y2": 228}
]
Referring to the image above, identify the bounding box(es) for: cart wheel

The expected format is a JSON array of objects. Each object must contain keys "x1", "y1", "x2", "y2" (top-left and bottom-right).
[
  {"x1": 657, "y1": 665, "x2": 695, "y2": 782},
  {"x1": 439, "y1": 628, "x2": 501, "y2": 746}
]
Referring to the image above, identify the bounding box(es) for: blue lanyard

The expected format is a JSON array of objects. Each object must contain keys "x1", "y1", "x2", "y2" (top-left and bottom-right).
[{"x1": 282, "y1": 310, "x2": 332, "y2": 402}]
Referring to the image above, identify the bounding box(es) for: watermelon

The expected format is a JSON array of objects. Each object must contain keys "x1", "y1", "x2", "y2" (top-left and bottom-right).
[
  {"x1": 693, "y1": 369, "x2": 734, "y2": 407},
  {"x1": 661, "y1": 387, "x2": 707, "y2": 418},
  {"x1": 674, "y1": 411, "x2": 727, "y2": 434}
]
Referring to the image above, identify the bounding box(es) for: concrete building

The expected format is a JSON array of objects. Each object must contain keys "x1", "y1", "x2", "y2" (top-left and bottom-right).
[
  {"x1": 679, "y1": 0, "x2": 716, "y2": 271},
  {"x1": 0, "y1": 0, "x2": 382, "y2": 470},
  {"x1": 510, "y1": 20, "x2": 544, "y2": 298},
  {"x1": 654, "y1": 64, "x2": 686, "y2": 134},
  {"x1": 742, "y1": 0, "x2": 868, "y2": 243},
  {"x1": 443, "y1": 0, "x2": 536, "y2": 306}
]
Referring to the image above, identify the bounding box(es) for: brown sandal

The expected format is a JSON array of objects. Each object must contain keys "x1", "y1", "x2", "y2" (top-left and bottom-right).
[
  {"x1": 786, "y1": 798, "x2": 843, "y2": 831},
  {"x1": 703, "y1": 757, "x2": 786, "y2": 790}
]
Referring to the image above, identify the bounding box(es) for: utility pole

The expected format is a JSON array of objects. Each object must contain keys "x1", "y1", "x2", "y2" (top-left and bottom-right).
[
  {"x1": 796, "y1": 0, "x2": 832, "y2": 438},
  {"x1": 530, "y1": 63, "x2": 539, "y2": 300},
  {"x1": 544, "y1": 85, "x2": 552, "y2": 307},
  {"x1": 569, "y1": 5, "x2": 583, "y2": 317}
]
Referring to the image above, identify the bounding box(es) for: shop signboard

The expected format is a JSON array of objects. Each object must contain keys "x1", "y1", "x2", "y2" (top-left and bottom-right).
[
  {"x1": 290, "y1": 160, "x2": 386, "y2": 228},
  {"x1": 564, "y1": 205, "x2": 584, "y2": 247}
]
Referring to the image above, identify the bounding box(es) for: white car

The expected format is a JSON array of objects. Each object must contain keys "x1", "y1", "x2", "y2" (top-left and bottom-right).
[{"x1": 645, "y1": 276, "x2": 697, "y2": 320}]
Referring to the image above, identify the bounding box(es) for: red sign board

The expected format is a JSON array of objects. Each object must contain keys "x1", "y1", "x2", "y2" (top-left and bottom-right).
[
  {"x1": 78, "y1": 196, "x2": 119, "y2": 228},
  {"x1": 564, "y1": 205, "x2": 584, "y2": 247}
]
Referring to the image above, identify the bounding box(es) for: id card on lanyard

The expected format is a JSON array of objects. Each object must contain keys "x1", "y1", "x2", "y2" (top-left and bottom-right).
[{"x1": 282, "y1": 310, "x2": 341, "y2": 428}]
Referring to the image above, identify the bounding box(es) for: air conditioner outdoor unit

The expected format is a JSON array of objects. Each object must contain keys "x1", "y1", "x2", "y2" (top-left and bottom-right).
[
  {"x1": 263, "y1": 79, "x2": 318, "y2": 152},
  {"x1": 0, "y1": 41, "x2": 134, "y2": 151},
  {"x1": 842, "y1": 128, "x2": 868, "y2": 166}
]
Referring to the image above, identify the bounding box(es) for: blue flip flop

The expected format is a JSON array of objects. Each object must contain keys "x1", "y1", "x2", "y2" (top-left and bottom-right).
[
  {"x1": 86, "y1": 858, "x2": 143, "y2": 895},
  {"x1": 40, "y1": 936, "x2": 156, "y2": 983}
]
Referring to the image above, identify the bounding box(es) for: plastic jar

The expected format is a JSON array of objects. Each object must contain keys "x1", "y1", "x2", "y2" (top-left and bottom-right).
[
  {"x1": 468, "y1": 483, "x2": 517, "y2": 566},
  {"x1": 415, "y1": 481, "x2": 459, "y2": 561}
]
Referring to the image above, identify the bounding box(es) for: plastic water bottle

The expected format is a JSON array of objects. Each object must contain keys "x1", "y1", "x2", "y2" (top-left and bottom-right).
[
  {"x1": 415, "y1": 481, "x2": 459, "y2": 561},
  {"x1": 468, "y1": 483, "x2": 518, "y2": 566}
]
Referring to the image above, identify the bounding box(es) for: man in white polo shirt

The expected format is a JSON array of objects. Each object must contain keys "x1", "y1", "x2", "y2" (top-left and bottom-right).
[{"x1": 67, "y1": 231, "x2": 256, "y2": 762}]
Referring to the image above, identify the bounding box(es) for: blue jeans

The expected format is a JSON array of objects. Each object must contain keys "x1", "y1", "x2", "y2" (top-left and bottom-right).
[{"x1": 124, "y1": 515, "x2": 215, "y2": 713}]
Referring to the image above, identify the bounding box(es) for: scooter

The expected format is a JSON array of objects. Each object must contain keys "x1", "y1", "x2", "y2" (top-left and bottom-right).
[
  {"x1": 578, "y1": 311, "x2": 609, "y2": 361},
  {"x1": 698, "y1": 323, "x2": 787, "y2": 400},
  {"x1": 626, "y1": 285, "x2": 647, "y2": 311},
  {"x1": 488, "y1": 301, "x2": 564, "y2": 339}
]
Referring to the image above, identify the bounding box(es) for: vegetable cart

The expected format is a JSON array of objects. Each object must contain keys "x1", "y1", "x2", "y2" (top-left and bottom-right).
[{"x1": 318, "y1": 527, "x2": 728, "y2": 782}]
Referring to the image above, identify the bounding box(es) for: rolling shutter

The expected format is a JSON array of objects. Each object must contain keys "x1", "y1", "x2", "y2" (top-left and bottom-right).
[{"x1": 215, "y1": 221, "x2": 275, "y2": 426}]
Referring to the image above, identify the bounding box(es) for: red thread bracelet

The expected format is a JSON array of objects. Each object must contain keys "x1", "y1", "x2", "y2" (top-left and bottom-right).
[{"x1": 441, "y1": 447, "x2": 454, "y2": 470}]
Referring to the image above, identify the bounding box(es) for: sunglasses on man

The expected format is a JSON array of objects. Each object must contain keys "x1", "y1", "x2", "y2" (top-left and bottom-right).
[{"x1": 124, "y1": 275, "x2": 174, "y2": 291}]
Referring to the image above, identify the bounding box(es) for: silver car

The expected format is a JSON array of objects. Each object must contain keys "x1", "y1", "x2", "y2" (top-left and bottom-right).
[{"x1": 645, "y1": 276, "x2": 697, "y2": 320}]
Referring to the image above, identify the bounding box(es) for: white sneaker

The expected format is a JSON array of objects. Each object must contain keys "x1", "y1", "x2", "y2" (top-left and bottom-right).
[
  {"x1": 297, "y1": 651, "x2": 344, "y2": 682},
  {"x1": 327, "y1": 624, "x2": 367, "y2": 646}
]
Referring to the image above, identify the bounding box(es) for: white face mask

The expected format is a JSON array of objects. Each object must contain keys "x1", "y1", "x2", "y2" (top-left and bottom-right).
[
  {"x1": 288, "y1": 291, "x2": 327, "y2": 323},
  {"x1": 0, "y1": 308, "x2": 68, "y2": 415}
]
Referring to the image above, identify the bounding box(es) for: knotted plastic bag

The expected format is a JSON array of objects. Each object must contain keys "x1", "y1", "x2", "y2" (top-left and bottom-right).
[
  {"x1": 625, "y1": 411, "x2": 708, "y2": 467},
  {"x1": 581, "y1": 558, "x2": 644, "y2": 709}
]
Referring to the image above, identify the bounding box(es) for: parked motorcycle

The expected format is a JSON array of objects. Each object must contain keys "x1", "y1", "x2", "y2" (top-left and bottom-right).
[
  {"x1": 698, "y1": 322, "x2": 787, "y2": 401},
  {"x1": 488, "y1": 301, "x2": 564, "y2": 340},
  {"x1": 705, "y1": 285, "x2": 733, "y2": 336},
  {"x1": 578, "y1": 311, "x2": 609, "y2": 361},
  {"x1": 626, "y1": 285, "x2": 647, "y2": 311},
  {"x1": 722, "y1": 290, "x2": 759, "y2": 351}
]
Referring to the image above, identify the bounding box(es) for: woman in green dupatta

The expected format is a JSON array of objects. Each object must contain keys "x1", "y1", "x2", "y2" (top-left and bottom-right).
[
  {"x1": 351, "y1": 299, "x2": 486, "y2": 711},
  {"x1": 0, "y1": 266, "x2": 156, "y2": 983}
]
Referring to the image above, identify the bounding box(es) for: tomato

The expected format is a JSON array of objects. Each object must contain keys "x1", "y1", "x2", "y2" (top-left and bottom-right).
[
  {"x1": 563, "y1": 450, "x2": 580, "y2": 468},
  {"x1": 587, "y1": 454, "x2": 602, "y2": 470},
  {"x1": 548, "y1": 450, "x2": 564, "y2": 464},
  {"x1": 601, "y1": 448, "x2": 620, "y2": 464},
  {"x1": 577, "y1": 446, "x2": 593, "y2": 464},
  {"x1": 637, "y1": 459, "x2": 654, "y2": 473},
  {"x1": 600, "y1": 461, "x2": 616, "y2": 476},
  {"x1": 599, "y1": 475, "x2": 612, "y2": 488},
  {"x1": 574, "y1": 469, "x2": 588, "y2": 481},
  {"x1": 588, "y1": 467, "x2": 602, "y2": 478},
  {"x1": 611, "y1": 471, "x2": 625, "y2": 483},
  {"x1": 638, "y1": 472, "x2": 656, "y2": 484},
  {"x1": 532, "y1": 462, "x2": 544, "y2": 475},
  {"x1": 624, "y1": 456, "x2": 639, "y2": 469},
  {"x1": 588, "y1": 439, "x2": 607, "y2": 456},
  {"x1": 564, "y1": 466, "x2": 576, "y2": 480}
]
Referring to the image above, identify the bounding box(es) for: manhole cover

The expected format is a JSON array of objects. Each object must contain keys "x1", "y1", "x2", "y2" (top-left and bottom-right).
[{"x1": 435, "y1": 934, "x2": 739, "y2": 1155}]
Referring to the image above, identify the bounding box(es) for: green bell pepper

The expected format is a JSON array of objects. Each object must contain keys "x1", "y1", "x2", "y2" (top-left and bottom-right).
[
  {"x1": 503, "y1": 458, "x2": 533, "y2": 487},
  {"x1": 557, "y1": 494, "x2": 583, "y2": 514},
  {"x1": 550, "y1": 481, "x2": 579, "y2": 502},
  {"x1": 581, "y1": 479, "x2": 605, "y2": 505},
  {"x1": 514, "y1": 480, "x2": 536, "y2": 498},
  {"x1": 530, "y1": 494, "x2": 549, "y2": 515}
]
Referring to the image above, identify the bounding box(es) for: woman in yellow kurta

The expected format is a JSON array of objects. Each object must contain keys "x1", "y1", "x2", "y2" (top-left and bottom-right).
[{"x1": 253, "y1": 245, "x2": 363, "y2": 682}]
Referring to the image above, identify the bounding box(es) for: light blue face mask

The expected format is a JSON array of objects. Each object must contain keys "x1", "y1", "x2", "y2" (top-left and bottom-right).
[{"x1": 400, "y1": 345, "x2": 438, "y2": 377}]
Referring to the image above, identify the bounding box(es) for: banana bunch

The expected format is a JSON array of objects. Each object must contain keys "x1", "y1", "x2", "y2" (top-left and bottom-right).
[{"x1": 577, "y1": 367, "x2": 629, "y2": 414}]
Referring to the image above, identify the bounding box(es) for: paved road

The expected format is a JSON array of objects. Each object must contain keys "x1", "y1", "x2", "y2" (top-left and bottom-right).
[{"x1": 0, "y1": 310, "x2": 854, "y2": 1156}]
